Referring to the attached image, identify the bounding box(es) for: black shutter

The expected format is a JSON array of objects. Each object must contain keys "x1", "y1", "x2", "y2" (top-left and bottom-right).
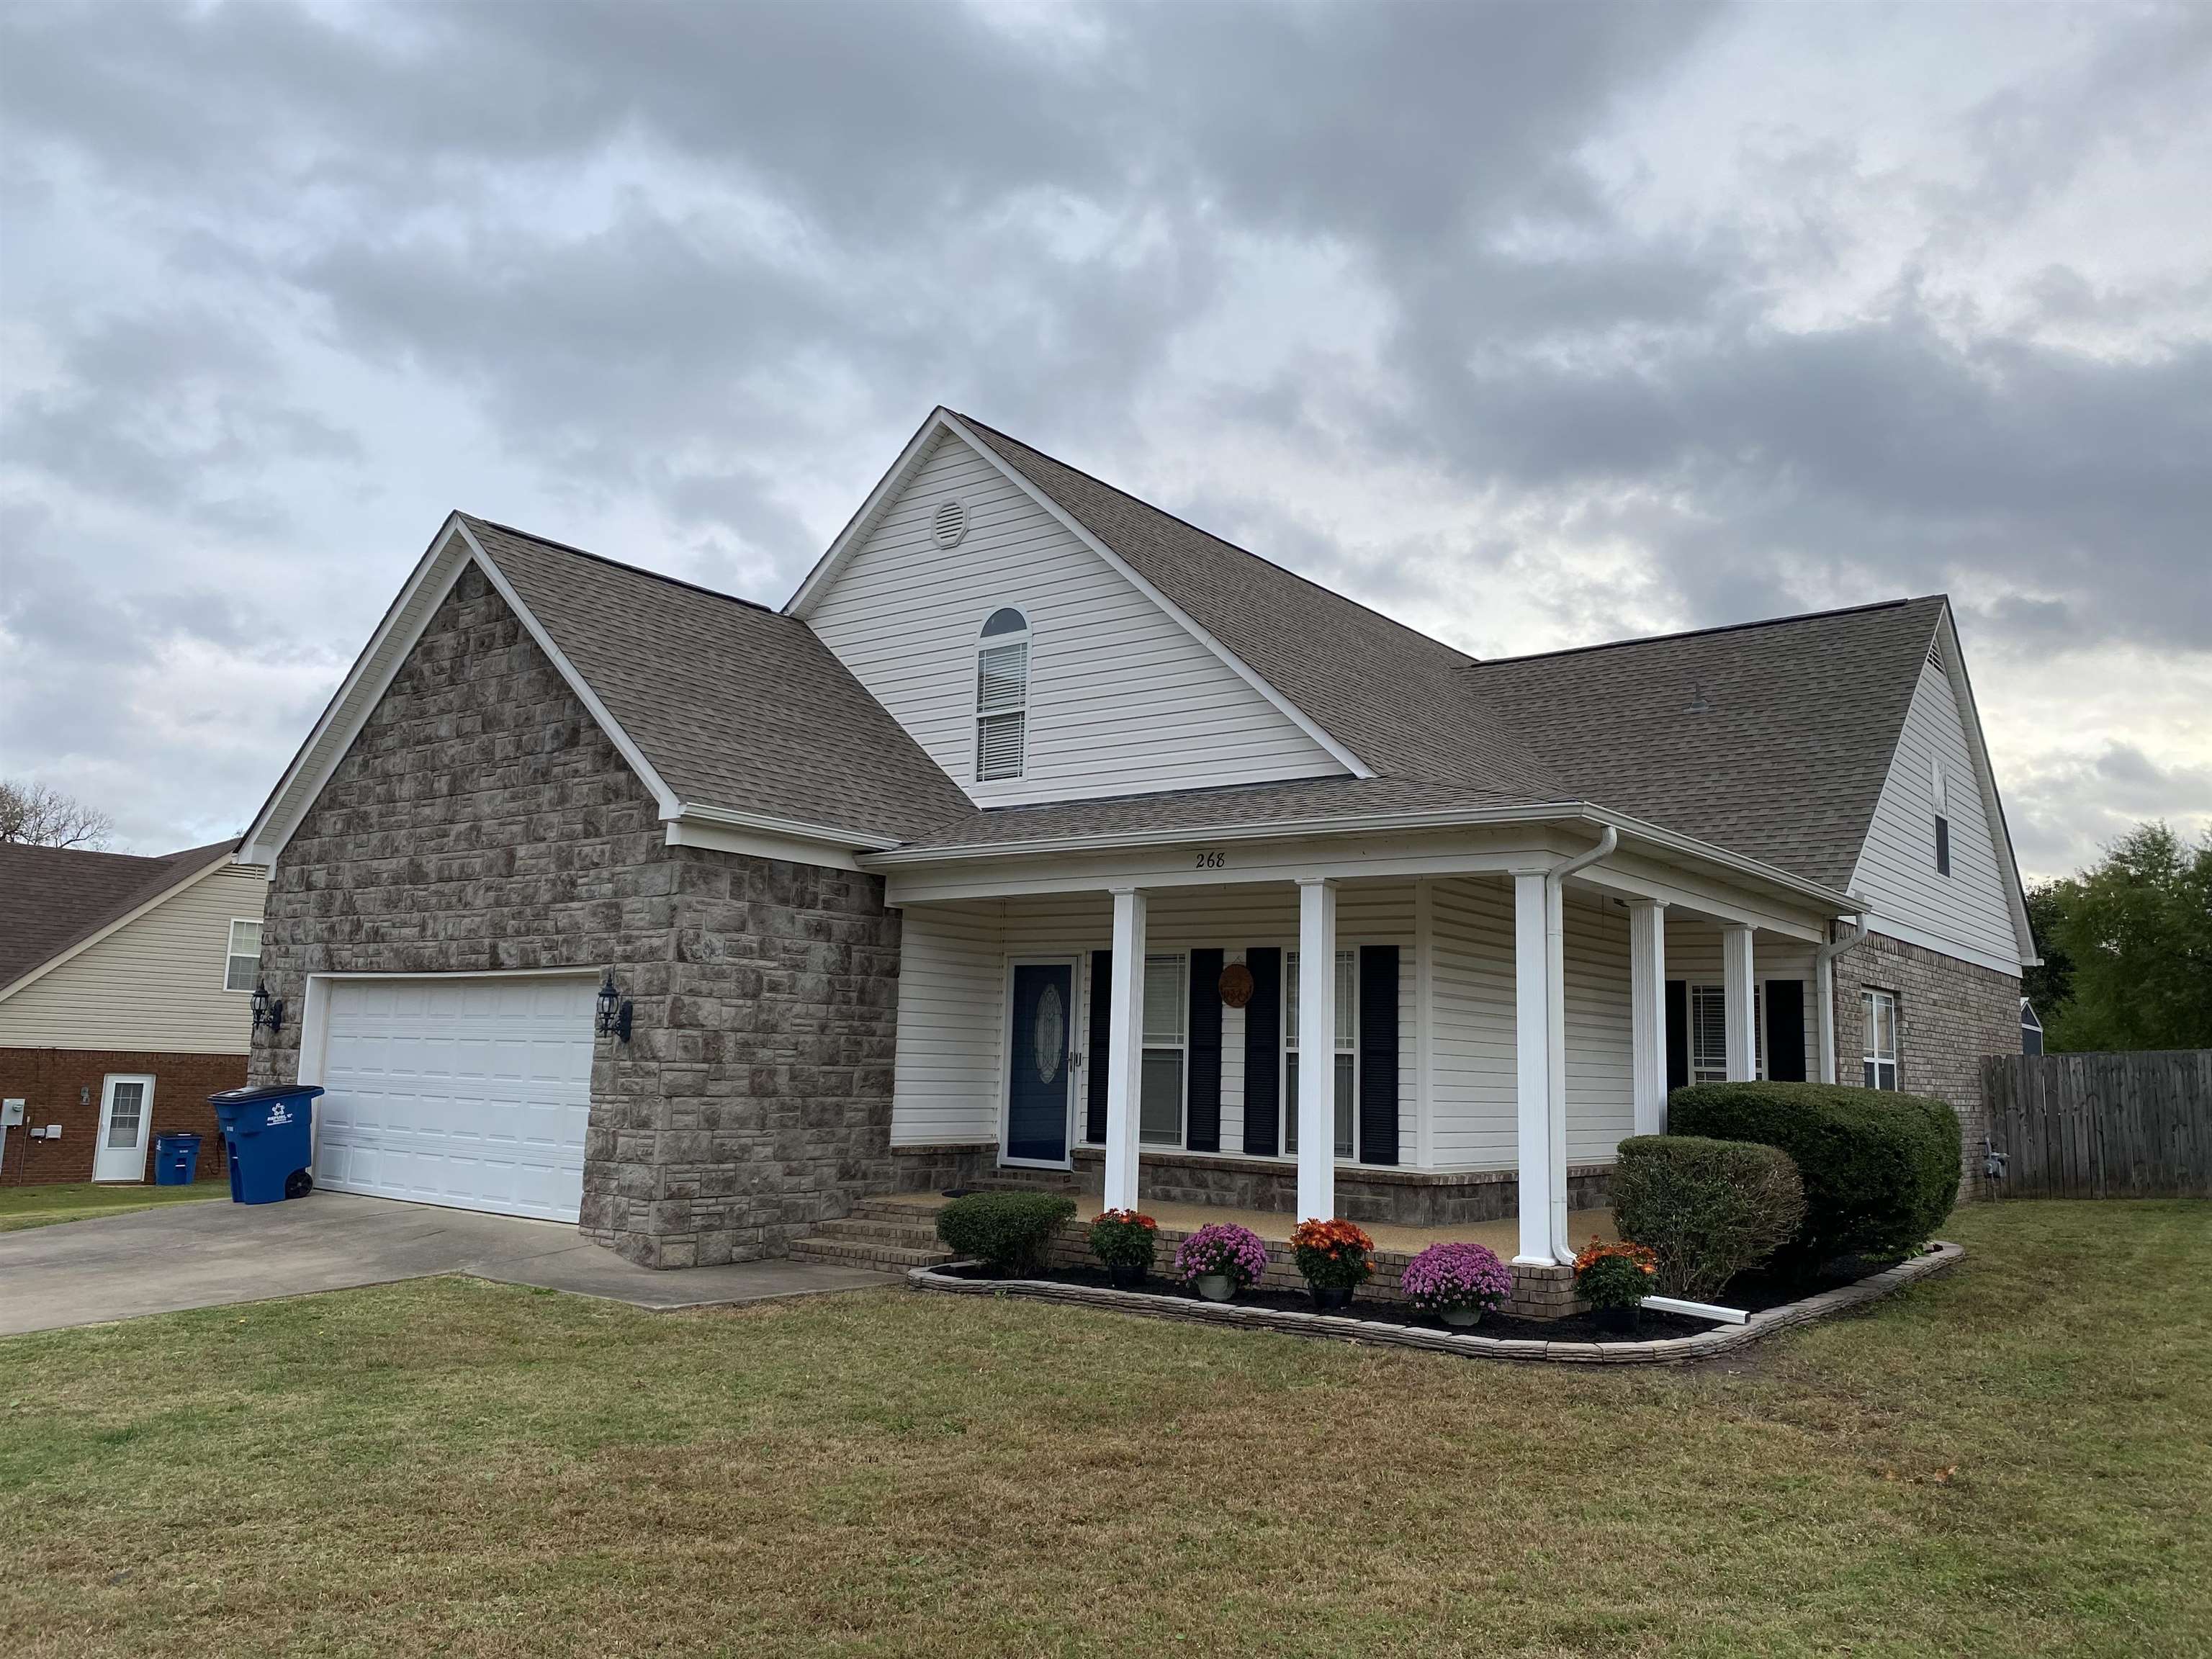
[
  {"x1": 1766, "y1": 979, "x2": 1807, "y2": 1082},
  {"x1": 1242, "y1": 948, "x2": 1282, "y2": 1156},
  {"x1": 1665, "y1": 979, "x2": 1689, "y2": 1092},
  {"x1": 1086, "y1": 950, "x2": 1110, "y2": 1143},
  {"x1": 1358, "y1": 945, "x2": 1399, "y2": 1166},
  {"x1": 1187, "y1": 949, "x2": 1223, "y2": 1152},
  {"x1": 1936, "y1": 815, "x2": 1951, "y2": 876}
]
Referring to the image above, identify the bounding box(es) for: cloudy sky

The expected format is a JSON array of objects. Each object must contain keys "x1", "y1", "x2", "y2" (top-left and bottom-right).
[{"x1": 2, "y1": 1, "x2": 2206, "y2": 881}]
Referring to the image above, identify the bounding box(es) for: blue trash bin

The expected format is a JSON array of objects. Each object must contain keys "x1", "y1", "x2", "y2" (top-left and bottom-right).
[
  {"x1": 209, "y1": 1084, "x2": 323, "y2": 1205},
  {"x1": 153, "y1": 1133, "x2": 202, "y2": 1186}
]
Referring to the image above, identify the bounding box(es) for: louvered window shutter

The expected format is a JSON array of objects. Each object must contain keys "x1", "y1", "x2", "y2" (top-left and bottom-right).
[
  {"x1": 1765, "y1": 980, "x2": 1807, "y2": 1082},
  {"x1": 1357, "y1": 945, "x2": 1398, "y2": 1165},
  {"x1": 1186, "y1": 950, "x2": 1223, "y2": 1153},
  {"x1": 1085, "y1": 952, "x2": 1112, "y2": 1143},
  {"x1": 1665, "y1": 980, "x2": 1689, "y2": 1092},
  {"x1": 1241, "y1": 948, "x2": 1282, "y2": 1156}
]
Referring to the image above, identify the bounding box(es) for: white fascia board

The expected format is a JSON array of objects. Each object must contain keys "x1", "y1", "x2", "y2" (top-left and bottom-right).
[
  {"x1": 665, "y1": 819, "x2": 866, "y2": 872},
  {"x1": 0, "y1": 848, "x2": 240, "y2": 1005},
  {"x1": 674, "y1": 801, "x2": 904, "y2": 851},
  {"x1": 454, "y1": 521, "x2": 683, "y2": 821},
  {"x1": 1930, "y1": 606, "x2": 2040, "y2": 968},
  {"x1": 239, "y1": 515, "x2": 477, "y2": 866},
  {"x1": 784, "y1": 408, "x2": 1375, "y2": 781}
]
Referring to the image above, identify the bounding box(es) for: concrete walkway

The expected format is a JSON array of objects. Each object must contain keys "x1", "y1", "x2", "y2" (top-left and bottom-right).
[{"x1": 0, "y1": 1191, "x2": 894, "y2": 1336}]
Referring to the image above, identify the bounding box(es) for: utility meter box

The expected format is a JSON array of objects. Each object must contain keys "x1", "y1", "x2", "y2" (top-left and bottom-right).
[{"x1": 0, "y1": 1099, "x2": 24, "y2": 1127}]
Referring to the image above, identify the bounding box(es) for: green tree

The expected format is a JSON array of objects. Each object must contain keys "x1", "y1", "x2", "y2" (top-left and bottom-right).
[{"x1": 2034, "y1": 822, "x2": 2212, "y2": 1053}]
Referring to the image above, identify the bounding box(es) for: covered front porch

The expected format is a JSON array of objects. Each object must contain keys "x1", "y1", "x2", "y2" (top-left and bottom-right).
[{"x1": 871, "y1": 812, "x2": 1856, "y2": 1272}]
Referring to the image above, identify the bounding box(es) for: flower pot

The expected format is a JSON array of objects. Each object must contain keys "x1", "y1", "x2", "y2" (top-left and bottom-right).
[
  {"x1": 1193, "y1": 1273, "x2": 1235, "y2": 1303},
  {"x1": 1439, "y1": 1304, "x2": 1484, "y2": 1328},
  {"x1": 1108, "y1": 1262, "x2": 1145, "y2": 1290},
  {"x1": 1593, "y1": 1303, "x2": 1641, "y2": 1336},
  {"x1": 1308, "y1": 1283, "x2": 1354, "y2": 1311}
]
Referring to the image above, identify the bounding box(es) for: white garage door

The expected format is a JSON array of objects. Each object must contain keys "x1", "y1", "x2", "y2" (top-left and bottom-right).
[{"x1": 315, "y1": 974, "x2": 595, "y2": 1222}]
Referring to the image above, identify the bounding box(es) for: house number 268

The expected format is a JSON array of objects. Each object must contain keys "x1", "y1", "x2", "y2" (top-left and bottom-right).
[{"x1": 1193, "y1": 849, "x2": 1227, "y2": 870}]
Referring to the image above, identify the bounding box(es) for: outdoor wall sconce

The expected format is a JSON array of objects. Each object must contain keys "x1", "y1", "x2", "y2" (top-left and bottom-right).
[
  {"x1": 595, "y1": 968, "x2": 633, "y2": 1044},
  {"x1": 251, "y1": 979, "x2": 285, "y2": 1033}
]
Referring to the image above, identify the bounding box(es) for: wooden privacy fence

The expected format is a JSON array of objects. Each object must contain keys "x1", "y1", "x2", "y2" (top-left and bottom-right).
[{"x1": 1982, "y1": 1051, "x2": 2212, "y2": 1199}]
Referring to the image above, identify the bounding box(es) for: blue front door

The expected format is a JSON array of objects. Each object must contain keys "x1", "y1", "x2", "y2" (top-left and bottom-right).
[{"x1": 1006, "y1": 963, "x2": 1073, "y2": 1163}]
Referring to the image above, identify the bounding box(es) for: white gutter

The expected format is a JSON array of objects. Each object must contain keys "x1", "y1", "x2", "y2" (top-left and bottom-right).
[
  {"x1": 1815, "y1": 909, "x2": 1869, "y2": 1085},
  {"x1": 863, "y1": 801, "x2": 1856, "y2": 916},
  {"x1": 1547, "y1": 826, "x2": 1617, "y2": 1264}
]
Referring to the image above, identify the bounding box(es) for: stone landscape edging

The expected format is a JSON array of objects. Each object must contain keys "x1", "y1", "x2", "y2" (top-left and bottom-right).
[{"x1": 906, "y1": 1241, "x2": 1965, "y2": 1364}]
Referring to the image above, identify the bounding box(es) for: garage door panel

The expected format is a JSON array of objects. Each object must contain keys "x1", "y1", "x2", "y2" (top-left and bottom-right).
[{"x1": 317, "y1": 974, "x2": 594, "y2": 1223}]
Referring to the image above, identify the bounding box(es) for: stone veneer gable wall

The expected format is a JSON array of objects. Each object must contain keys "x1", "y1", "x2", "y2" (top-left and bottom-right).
[
  {"x1": 249, "y1": 562, "x2": 902, "y2": 1267},
  {"x1": 1830, "y1": 930, "x2": 2020, "y2": 1199}
]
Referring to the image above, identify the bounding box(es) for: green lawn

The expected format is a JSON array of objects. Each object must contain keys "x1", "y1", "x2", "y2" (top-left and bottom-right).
[
  {"x1": 0, "y1": 1179, "x2": 227, "y2": 1233},
  {"x1": 2, "y1": 1201, "x2": 2206, "y2": 1658}
]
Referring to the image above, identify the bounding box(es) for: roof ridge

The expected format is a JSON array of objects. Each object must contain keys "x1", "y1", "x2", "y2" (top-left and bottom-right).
[
  {"x1": 1469, "y1": 595, "x2": 1946, "y2": 667},
  {"x1": 462, "y1": 515, "x2": 778, "y2": 616},
  {"x1": 947, "y1": 412, "x2": 1472, "y2": 666}
]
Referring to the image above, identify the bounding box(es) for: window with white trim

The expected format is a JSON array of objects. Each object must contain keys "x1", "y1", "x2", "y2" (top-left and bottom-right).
[
  {"x1": 1689, "y1": 982, "x2": 1766, "y2": 1083},
  {"x1": 225, "y1": 919, "x2": 261, "y2": 993},
  {"x1": 1932, "y1": 756, "x2": 1951, "y2": 876},
  {"x1": 1862, "y1": 989, "x2": 1899, "y2": 1090},
  {"x1": 975, "y1": 608, "x2": 1029, "y2": 781},
  {"x1": 1285, "y1": 948, "x2": 1356, "y2": 1157},
  {"x1": 1140, "y1": 953, "x2": 1186, "y2": 1145}
]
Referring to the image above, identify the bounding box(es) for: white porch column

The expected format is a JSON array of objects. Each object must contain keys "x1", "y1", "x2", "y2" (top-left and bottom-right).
[
  {"x1": 1511, "y1": 871, "x2": 1552, "y2": 1265},
  {"x1": 1102, "y1": 886, "x2": 1147, "y2": 1212},
  {"x1": 1295, "y1": 876, "x2": 1337, "y2": 1221},
  {"x1": 1629, "y1": 899, "x2": 1668, "y2": 1136},
  {"x1": 1722, "y1": 922, "x2": 1757, "y2": 1082}
]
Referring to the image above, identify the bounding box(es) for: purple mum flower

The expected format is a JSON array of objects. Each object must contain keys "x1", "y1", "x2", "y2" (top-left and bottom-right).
[
  {"x1": 1401, "y1": 1241, "x2": 1514, "y2": 1314},
  {"x1": 1174, "y1": 1223, "x2": 1269, "y2": 1289}
]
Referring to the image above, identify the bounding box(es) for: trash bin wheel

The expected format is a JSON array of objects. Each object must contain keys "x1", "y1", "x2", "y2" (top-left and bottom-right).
[{"x1": 284, "y1": 1169, "x2": 314, "y2": 1200}]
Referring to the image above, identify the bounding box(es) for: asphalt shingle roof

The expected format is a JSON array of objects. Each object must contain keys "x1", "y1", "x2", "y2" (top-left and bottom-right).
[
  {"x1": 444, "y1": 425, "x2": 1954, "y2": 897},
  {"x1": 1462, "y1": 598, "x2": 1948, "y2": 891},
  {"x1": 0, "y1": 839, "x2": 240, "y2": 993},
  {"x1": 464, "y1": 518, "x2": 973, "y2": 843}
]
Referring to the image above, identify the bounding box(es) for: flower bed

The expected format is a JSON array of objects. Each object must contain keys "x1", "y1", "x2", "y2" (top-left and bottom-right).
[{"x1": 909, "y1": 1242, "x2": 1966, "y2": 1365}]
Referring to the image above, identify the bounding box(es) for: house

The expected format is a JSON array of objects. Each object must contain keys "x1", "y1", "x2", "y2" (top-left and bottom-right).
[
  {"x1": 236, "y1": 408, "x2": 2034, "y2": 1282},
  {"x1": 0, "y1": 839, "x2": 270, "y2": 1184}
]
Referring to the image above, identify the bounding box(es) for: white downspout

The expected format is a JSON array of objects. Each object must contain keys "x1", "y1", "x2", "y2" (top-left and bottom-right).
[
  {"x1": 1815, "y1": 908, "x2": 1869, "y2": 1086},
  {"x1": 1547, "y1": 826, "x2": 1619, "y2": 1264}
]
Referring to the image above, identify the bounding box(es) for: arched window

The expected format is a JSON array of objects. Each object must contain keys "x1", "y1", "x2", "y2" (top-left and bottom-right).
[{"x1": 976, "y1": 608, "x2": 1030, "y2": 781}]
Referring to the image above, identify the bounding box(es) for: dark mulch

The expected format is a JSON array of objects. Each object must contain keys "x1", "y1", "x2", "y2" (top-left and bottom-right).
[{"x1": 942, "y1": 1252, "x2": 1912, "y2": 1346}]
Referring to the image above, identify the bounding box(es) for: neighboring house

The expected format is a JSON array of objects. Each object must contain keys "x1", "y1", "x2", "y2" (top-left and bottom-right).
[
  {"x1": 238, "y1": 408, "x2": 2035, "y2": 1273},
  {"x1": 0, "y1": 840, "x2": 270, "y2": 1184}
]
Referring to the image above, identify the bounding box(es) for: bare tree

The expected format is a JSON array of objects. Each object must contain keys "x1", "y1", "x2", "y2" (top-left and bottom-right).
[{"x1": 0, "y1": 780, "x2": 116, "y2": 850}]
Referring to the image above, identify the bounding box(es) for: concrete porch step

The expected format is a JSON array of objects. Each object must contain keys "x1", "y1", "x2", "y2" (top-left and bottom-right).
[{"x1": 787, "y1": 1237, "x2": 953, "y2": 1270}]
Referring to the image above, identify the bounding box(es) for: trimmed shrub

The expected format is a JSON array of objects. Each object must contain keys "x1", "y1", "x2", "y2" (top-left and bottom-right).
[
  {"x1": 1669, "y1": 1082, "x2": 1962, "y2": 1267},
  {"x1": 934, "y1": 1192, "x2": 1077, "y2": 1274},
  {"x1": 1610, "y1": 1135, "x2": 1806, "y2": 1300}
]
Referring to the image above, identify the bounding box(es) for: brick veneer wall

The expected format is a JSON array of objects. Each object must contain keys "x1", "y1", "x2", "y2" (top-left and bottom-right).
[
  {"x1": 0, "y1": 1048, "x2": 243, "y2": 1184},
  {"x1": 249, "y1": 564, "x2": 902, "y2": 1267},
  {"x1": 1828, "y1": 931, "x2": 2020, "y2": 1200}
]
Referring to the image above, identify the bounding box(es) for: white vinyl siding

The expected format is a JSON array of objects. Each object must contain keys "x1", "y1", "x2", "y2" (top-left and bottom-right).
[
  {"x1": 1561, "y1": 891, "x2": 1633, "y2": 1162},
  {"x1": 889, "y1": 901, "x2": 1007, "y2": 1146},
  {"x1": 0, "y1": 862, "x2": 268, "y2": 1053},
  {"x1": 1428, "y1": 876, "x2": 1519, "y2": 1168},
  {"x1": 1851, "y1": 660, "x2": 2021, "y2": 971},
  {"x1": 804, "y1": 430, "x2": 1345, "y2": 806}
]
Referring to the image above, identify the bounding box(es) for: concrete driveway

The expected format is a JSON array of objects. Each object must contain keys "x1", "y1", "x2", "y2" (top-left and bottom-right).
[{"x1": 0, "y1": 1191, "x2": 893, "y2": 1336}]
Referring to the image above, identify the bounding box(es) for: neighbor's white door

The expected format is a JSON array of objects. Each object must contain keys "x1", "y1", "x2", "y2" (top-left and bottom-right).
[
  {"x1": 92, "y1": 1074, "x2": 156, "y2": 1182},
  {"x1": 315, "y1": 974, "x2": 597, "y2": 1223}
]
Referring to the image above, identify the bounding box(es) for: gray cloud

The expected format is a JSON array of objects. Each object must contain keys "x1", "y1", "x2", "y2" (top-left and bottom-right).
[{"x1": 0, "y1": 0, "x2": 2205, "y2": 876}]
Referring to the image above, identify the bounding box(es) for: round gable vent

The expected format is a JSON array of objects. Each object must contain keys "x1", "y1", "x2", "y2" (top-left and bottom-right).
[{"x1": 932, "y1": 498, "x2": 968, "y2": 548}]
